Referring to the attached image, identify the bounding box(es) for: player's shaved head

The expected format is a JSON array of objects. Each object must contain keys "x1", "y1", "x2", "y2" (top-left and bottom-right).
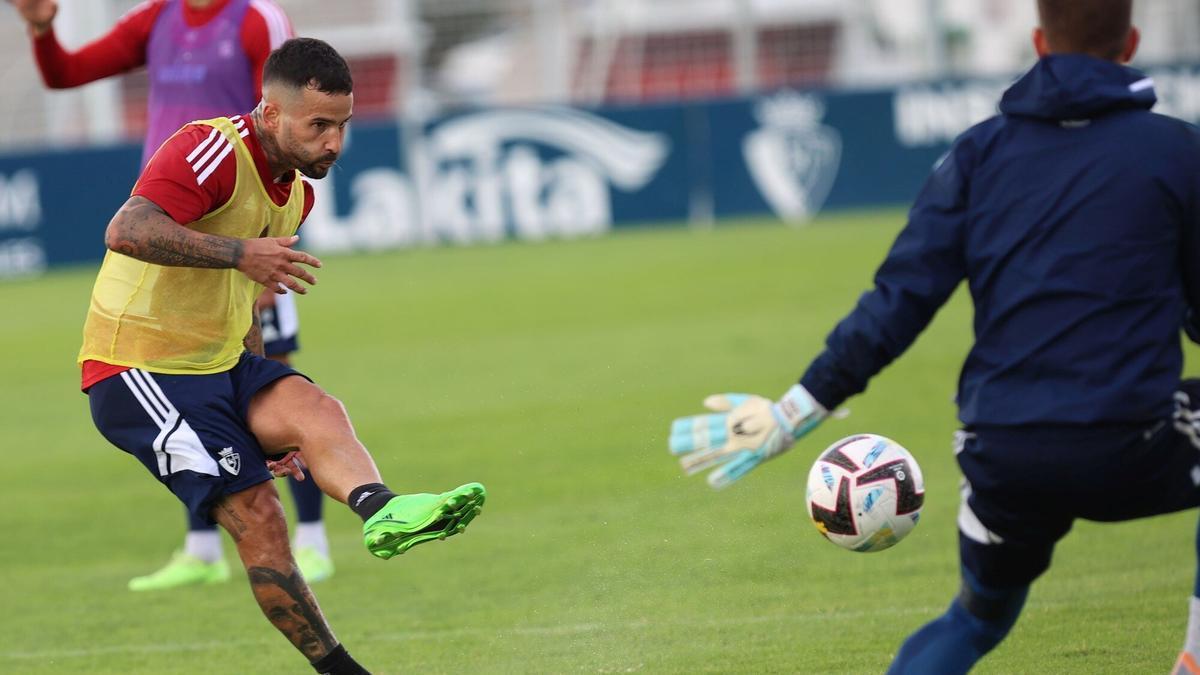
[
  {"x1": 1037, "y1": 0, "x2": 1133, "y2": 60},
  {"x1": 262, "y1": 37, "x2": 353, "y2": 100}
]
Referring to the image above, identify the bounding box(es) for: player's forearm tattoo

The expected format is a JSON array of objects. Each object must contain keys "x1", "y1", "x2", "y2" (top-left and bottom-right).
[
  {"x1": 248, "y1": 566, "x2": 338, "y2": 661},
  {"x1": 142, "y1": 231, "x2": 243, "y2": 268},
  {"x1": 244, "y1": 309, "x2": 264, "y2": 356},
  {"x1": 107, "y1": 197, "x2": 244, "y2": 268}
]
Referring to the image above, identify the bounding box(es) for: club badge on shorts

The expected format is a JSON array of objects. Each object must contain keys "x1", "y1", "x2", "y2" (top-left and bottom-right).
[{"x1": 218, "y1": 447, "x2": 241, "y2": 475}]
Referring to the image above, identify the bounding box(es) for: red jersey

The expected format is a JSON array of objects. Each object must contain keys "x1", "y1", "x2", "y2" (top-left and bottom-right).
[
  {"x1": 81, "y1": 113, "x2": 316, "y2": 390},
  {"x1": 31, "y1": 0, "x2": 291, "y2": 100}
]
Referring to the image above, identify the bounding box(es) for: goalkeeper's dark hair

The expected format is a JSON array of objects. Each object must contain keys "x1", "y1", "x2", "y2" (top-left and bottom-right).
[
  {"x1": 263, "y1": 37, "x2": 353, "y2": 95},
  {"x1": 1037, "y1": 0, "x2": 1132, "y2": 61}
]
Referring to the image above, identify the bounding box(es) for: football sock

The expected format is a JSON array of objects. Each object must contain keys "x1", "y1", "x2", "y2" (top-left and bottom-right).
[
  {"x1": 1186, "y1": 514, "x2": 1200, "y2": 657},
  {"x1": 310, "y1": 644, "x2": 368, "y2": 675},
  {"x1": 348, "y1": 483, "x2": 397, "y2": 522},
  {"x1": 186, "y1": 507, "x2": 213, "y2": 531},
  {"x1": 293, "y1": 521, "x2": 330, "y2": 557},
  {"x1": 887, "y1": 575, "x2": 1027, "y2": 675},
  {"x1": 289, "y1": 472, "x2": 325, "y2": 522},
  {"x1": 1194, "y1": 515, "x2": 1200, "y2": 599},
  {"x1": 1184, "y1": 596, "x2": 1200, "y2": 657},
  {"x1": 183, "y1": 529, "x2": 223, "y2": 563}
]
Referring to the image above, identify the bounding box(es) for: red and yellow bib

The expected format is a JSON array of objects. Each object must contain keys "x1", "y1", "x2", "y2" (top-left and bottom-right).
[{"x1": 79, "y1": 116, "x2": 303, "y2": 374}]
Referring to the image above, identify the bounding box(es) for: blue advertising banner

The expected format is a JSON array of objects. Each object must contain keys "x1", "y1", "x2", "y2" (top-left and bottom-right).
[
  {"x1": 0, "y1": 144, "x2": 139, "y2": 277},
  {"x1": 7, "y1": 62, "x2": 1200, "y2": 276},
  {"x1": 416, "y1": 105, "x2": 687, "y2": 241}
]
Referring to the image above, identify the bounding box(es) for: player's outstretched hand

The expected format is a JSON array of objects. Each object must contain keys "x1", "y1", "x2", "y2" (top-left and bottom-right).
[
  {"x1": 668, "y1": 384, "x2": 828, "y2": 489},
  {"x1": 237, "y1": 235, "x2": 322, "y2": 294},
  {"x1": 266, "y1": 450, "x2": 306, "y2": 480},
  {"x1": 7, "y1": 0, "x2": 57, "y2": 34}
]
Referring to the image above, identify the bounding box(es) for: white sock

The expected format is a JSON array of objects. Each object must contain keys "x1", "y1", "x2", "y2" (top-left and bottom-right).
[
  {"x1": 1184, "y1": 596, "x2": 1200, "y2": 656},
  {"x1": 184, "y1": 530, "x2": 223, "y2": 563},
  {"x1": 293, "y1": 521, "x2": 329, "y2": 557}
]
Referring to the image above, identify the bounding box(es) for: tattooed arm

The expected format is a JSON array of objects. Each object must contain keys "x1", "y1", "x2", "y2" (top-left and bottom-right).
[
  {"x1": 105, "y1": 196, "x2": 243, "y2": 267},
  {"x1": 105, "y1": 196, "x2": 324, "y2": 294}
]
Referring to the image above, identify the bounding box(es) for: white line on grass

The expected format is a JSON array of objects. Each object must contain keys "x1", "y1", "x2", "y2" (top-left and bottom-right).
[{"x1": 4, "y1": 605, "x2": 940, "y2": 661}]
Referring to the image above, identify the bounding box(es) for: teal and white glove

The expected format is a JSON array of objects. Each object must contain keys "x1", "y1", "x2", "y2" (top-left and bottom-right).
[{"x1": 668, "y1": 384, "x2": 827, "y2": 489}]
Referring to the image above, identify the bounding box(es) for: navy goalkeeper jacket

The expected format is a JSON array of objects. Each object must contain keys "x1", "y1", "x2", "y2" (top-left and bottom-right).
[{"x1": 800, "y1": 54, "x2": 1200, "y2": 427}]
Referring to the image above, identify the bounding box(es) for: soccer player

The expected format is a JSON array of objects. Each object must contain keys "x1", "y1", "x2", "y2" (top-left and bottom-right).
[
  {"x1": 6, "y1": 0, "x2": 334, "y2": 588},
  {"x1": 80, "y1": 37, "x2": 486, "y2": 674},
  {"x1": 668, "y1": 1, "x2": 1200, "y2": 672}
]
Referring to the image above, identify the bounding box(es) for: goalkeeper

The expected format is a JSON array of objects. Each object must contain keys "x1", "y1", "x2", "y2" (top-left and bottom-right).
[{"x1": 669, "y1": 1, "x2": 1200, "y2": 673}]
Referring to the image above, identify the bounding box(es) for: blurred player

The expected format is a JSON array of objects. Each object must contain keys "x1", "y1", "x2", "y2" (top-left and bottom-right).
[
  {"x1": 79, "y1": 37, "x2": 487, "y2": 673},
  {"x1": 668, "y1": 1, "x2": 1200, "y2": 672},
  {"x1": 6, "y1": 0, "x2": 333, "y2": 589}
]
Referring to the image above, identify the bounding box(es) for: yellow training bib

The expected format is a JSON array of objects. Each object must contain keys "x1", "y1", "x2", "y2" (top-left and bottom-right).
[{"x1": 78, "y1": 116, "x2": 304, "y2": 374}]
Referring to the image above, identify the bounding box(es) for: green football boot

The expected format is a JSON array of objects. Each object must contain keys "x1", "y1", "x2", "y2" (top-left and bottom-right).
[
  {"x1": 128, "y1": 551, "x2": 230, "y2": 591},
  {"x1": 294, "y1": 547, "x2": 335, "y2": 583},
  {"x1": 362, "y1": 482, "x2": 486, "y2": 559}
]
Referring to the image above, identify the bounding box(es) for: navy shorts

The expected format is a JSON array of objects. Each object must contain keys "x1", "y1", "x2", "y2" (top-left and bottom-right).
[
  {"x1": 262, "y1": 290, "x2": 299, "y2": 357},
  {"x1": 955, "y1": 380, "x2": 1200, "y2": 588},
  {"x1": 88, "y1": 352, "x2": 308, "y2": 525}
]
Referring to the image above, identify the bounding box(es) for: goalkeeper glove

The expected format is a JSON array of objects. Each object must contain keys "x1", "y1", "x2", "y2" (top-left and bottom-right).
[{"x1": 668, "y1": 384, "x2": 827, "y2": 489}]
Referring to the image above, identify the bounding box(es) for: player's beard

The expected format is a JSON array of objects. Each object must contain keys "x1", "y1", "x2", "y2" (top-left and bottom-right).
[
  {"x1": 281, "y1": 130, "x2": 337, "y2": 179},
  {"x1": 294, "y1": 147, "x2": 338, "y2": 179}
]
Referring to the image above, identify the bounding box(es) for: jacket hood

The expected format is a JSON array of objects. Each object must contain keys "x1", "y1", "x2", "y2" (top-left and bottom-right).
[{"x1": 999, "y1": 54, "x2": 1156, "y2": 120}]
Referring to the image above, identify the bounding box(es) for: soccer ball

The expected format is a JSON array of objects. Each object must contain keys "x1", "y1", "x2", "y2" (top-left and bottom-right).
[{"x1": 805, "y1": 434, "x2": 925, "y2": 553}]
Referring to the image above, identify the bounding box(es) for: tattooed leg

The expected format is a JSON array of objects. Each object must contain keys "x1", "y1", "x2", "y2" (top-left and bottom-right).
[{"x1": 212, "y1": 481, "x2": 338, "y2": 662}]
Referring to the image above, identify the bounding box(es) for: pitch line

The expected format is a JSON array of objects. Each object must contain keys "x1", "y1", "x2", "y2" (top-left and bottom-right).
[{"x1": 3, "y1": 605, "x2": 939, "y2": 661}]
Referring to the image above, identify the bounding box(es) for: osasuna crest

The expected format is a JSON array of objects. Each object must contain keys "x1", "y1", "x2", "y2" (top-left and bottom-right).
[
  {"x1": 743, "y1": 91, "x2": 841, "y2": 223},
  {"x1": 217, "y1": 447, "x2": 241, "y2": 475}
]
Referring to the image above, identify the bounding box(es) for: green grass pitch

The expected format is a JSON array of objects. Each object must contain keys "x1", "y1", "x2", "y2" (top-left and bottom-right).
[{"x1": 0, "y1": 210, "x2": 1196, "y2": 673}]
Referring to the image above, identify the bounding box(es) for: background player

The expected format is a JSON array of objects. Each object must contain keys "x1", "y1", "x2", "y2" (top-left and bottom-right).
[
  {"x1": 7, "y1": 0, "x2": 332, "y2": 589},
  {"x1": 81, "y1": 37, "x2": 485, "y2": 673},
  {"x1": 668, "y1": 1, "x2": 1200, "y2": 672}
]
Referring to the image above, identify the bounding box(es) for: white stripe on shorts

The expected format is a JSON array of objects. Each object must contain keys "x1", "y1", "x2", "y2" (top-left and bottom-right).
[
  {"x1": 129, "y1": 368, "x2": 172, "y2": 420},
  {"x1": 1174, "y1": 391, "x2": 1200, "y2": 450},
  {"x1": 958, "y1": 480, "x2": 1005, "y2": 545},
  {"x1": 120, "y1": 370, "x2": 220, "y2": 478}
]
